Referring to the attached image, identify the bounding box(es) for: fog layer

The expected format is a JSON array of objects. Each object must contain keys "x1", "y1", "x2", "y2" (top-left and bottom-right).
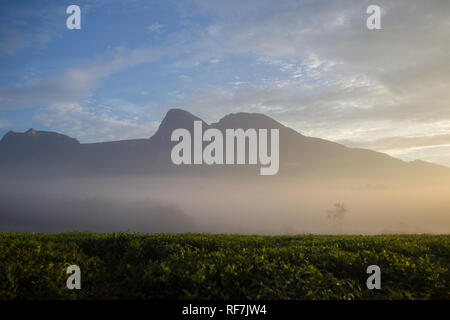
[{"x1": 1, "y1": 176, "x2": 449, "y2": 234}]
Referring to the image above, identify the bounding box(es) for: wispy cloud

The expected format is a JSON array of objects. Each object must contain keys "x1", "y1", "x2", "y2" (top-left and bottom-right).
[
  {"x1": 172, "y1": 0, "x2": 450, "y2": 124},
  {"x1": 0, "y1": 2, "x2": 65, "y2": 55},
  {"x1": 147, "y1": 23, "x2": 164, "y2": 33},
  {"x1": 0, "y1": 26, "x2": 54, "y2": 55},
  {"x1": 34, "y1": 101, "x2": 159, "y2": 143},
  {"x1": 0, "y1": 47, "x2": 165, "y2": 110},
  {"x1": 339, "y1": 134, "x2": 450, "y2": 153}
]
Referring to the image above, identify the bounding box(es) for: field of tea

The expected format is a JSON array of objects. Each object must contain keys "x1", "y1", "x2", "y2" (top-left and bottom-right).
[{"x1": 0, "y1": 233, "x2": 448, "y2": 299}]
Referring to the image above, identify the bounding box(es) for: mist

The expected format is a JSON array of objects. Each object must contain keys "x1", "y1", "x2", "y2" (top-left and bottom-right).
[{"x1": 1, "y1": 175, "x2": 449, "y2": 235}]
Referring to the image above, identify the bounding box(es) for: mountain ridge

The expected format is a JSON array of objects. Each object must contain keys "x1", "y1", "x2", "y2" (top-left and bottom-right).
[{"x1": 0, "y1": 108, "x2": 448, "y2": 181}]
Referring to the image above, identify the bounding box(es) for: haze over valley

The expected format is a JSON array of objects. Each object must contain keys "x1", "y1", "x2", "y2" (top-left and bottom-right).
[{"x1": 1, "y1": 109, "x2": 449, "y2": 235}]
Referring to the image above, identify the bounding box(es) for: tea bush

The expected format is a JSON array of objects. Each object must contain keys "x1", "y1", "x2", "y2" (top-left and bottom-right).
[{"x1": 0, "y1": 233, "x2": 448, "y2": 299}]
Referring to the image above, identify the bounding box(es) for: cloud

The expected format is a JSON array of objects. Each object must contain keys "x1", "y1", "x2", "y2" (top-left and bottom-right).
[
  {"x1": 0, "y1": 2, "x2": 65, "y2": 55},
  {"x1": 177, "y1": 0, "x2": 450, "y2": 123},
  {"x1": 0, "y1": 47, "x2": 165, "y2": 110},
  {"x1": 336, "y1": 133, "x2": 450, "y2": 167},
  {"x1": 0, "y1": 26, "x2": 53, "y2": 55},
  {"x1": 34, "y1": 101, "x2": 160, "y2": 143},
  {"x1": 148, "y1": 23, "x2": 164, "y2": 33},
  {"x1": 206, "y1": 25, "x2": 221, "y2": 36},
  {"x1": 0, "y1": 119, "x2": 8, "y2": 129},
  {"x1": 338, "y1": 134, "x2": 450, "y2": 153},
  {"x1": 389, "y1": 145, "x2": 450, "y2": 168},
  {"x1": 162, "y1": 72, "x2": 384, "y2": 126}
]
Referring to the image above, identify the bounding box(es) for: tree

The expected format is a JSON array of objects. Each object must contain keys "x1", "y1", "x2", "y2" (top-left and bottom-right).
[{"x1": 326, "y1": 202, "x2": 346, "y2": 233}]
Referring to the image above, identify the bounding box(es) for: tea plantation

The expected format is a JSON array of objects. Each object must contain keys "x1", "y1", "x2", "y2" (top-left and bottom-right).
[{"x1": 0, "y1": 233, "x2": 448, "y2": 299}]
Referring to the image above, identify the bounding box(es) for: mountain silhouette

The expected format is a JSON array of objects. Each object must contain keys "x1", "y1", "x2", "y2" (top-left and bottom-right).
[{"x1": 0, "y1": 108, "x2": 449, "y2": 181}]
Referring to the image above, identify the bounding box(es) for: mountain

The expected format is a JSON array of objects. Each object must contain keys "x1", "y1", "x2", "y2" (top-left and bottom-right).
[
  {"x1": 0, "y1": 108, "x2": 449, "y2": 182},
  {"x1": 0, "y1": 128, "x2": 79, "y2": 158}
]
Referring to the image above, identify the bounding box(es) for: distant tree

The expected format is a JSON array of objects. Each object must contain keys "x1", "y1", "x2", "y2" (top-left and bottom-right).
[{"x1": 327, "y1": 202, "x2": 346, "y2": 233}]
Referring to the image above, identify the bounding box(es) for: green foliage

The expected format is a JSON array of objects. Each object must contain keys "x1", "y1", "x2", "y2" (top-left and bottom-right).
[{"x1": 0, "y1": 233, "x2": 448, "y2": 299}]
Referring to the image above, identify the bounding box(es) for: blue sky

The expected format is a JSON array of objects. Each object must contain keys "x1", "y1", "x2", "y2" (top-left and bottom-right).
[{"x1": 1, "y1": 0, "x2": 450, "y2": 166}]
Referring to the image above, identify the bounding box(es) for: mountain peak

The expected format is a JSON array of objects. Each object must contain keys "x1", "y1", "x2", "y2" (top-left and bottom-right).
[
  {"x1": 26, "y1": 128, "x2": 38, "y2": 136},
  {"x1": 214, "y1": 112, "x2": 286, "y2": 130},
  {"x1": 161, "y1": 108, "x2": 204, "y2": 127},
  {"x1": 165, "y1": 108, "x2": 195, "y2": 117},
  {"x1": 151, "y1": 109, "x2": 206, "y2": 142},
  {"x1": 0, "y1": 128, "x2": 79, "y2": 147}
]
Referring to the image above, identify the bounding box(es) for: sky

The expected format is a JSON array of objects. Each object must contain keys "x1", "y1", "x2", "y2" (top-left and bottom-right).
[{"x1": 0, "y1": 0, "x2": 450, "y2": 167}]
